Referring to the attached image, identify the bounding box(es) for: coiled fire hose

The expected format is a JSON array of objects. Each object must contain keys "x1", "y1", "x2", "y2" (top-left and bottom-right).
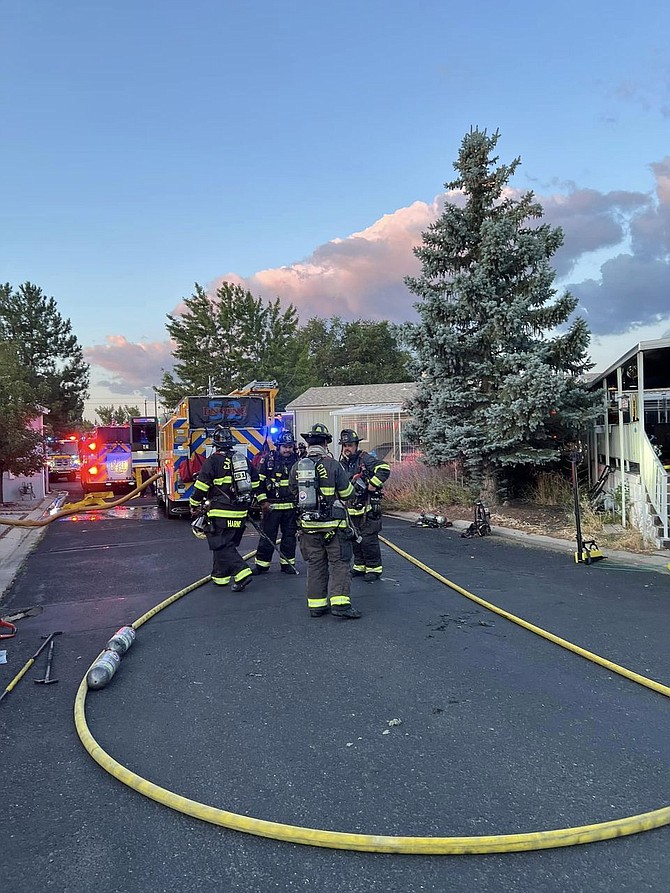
[{"x1": 73, "y1": 533, "x2": 670, "y2": 855}]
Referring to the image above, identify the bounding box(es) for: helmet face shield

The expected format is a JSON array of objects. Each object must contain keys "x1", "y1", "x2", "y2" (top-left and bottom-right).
[{"x1": 191, "y1": 515, "x2": 209, "y2": 539}]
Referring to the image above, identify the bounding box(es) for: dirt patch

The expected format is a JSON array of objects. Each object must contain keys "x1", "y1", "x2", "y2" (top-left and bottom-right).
[{"x1": 441, "y1": 501, "x2": 573, "y2": 539}]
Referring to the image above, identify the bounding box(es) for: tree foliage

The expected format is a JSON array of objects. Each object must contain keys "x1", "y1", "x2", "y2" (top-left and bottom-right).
[
  {"x1": 294, "y1": 317, "x2": 412, "y2": 387},
  {"x1": 0, "y1": 282, "x2": 90, "y2": 435},
  {"x1": 95, "y1": 405, "x2": 141, "y2": 425},
  {"x1": 155, "y1": 282, "x2": 301, "y2": 409},
  {"x1": 0, "y1": 342, "x2": 44, "y2": 503},
  {"x1": 403, "y1": 128, "x2": 597, "y2": 494},
  {"x1": 155, "y1": 283, "x2": 413, "y2": 410}
]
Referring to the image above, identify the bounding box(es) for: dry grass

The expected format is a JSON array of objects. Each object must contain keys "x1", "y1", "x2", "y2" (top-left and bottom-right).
[
  {"x1": 530, "y1": 471, "x2": 573, "y2": 507},
  {"x1": 384, "y1": 459, "x2": 475, "y2": 513}
]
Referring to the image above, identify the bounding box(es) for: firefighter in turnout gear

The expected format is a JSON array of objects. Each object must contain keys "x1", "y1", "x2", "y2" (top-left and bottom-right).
[
  {"x1": 253, "y1": 429, "x2": 298, "y2": 574},
  {"x1": 339, "y1": 429, "x2": 391, "y2": 581},
  {"x1": 289, "y1": 423, "x2": 361, "y2": 619},
  {"x1": 189, "y1": 425, "x2": 262, "y2": 591}
]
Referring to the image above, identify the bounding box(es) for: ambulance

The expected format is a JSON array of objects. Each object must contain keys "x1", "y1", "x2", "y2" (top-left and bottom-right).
[{"x1": 156, "y1": 381, "x2": 279, "y2": 517}]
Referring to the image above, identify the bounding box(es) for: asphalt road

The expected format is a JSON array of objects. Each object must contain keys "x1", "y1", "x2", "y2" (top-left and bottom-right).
[{"x1": 1, "y1": 494, "x2": 669, "y2": 893}]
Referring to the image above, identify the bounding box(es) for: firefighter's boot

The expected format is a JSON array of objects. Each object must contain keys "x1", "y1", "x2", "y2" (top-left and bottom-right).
[
  {"x1": 331, "y1": 605, "x2": 362, "y2": 620},
  {"x1": 231, "y1": 570, "x2": 253, "y2": 592}
]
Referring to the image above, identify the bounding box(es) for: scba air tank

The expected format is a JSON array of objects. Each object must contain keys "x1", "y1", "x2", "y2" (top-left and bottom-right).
[
  {"x1": 296, "y1": 457, "x2": 318, "y2": 511},
  {"x1": 86, "y1": 649, "x2": 121, "y2": 690},
  {"x1": 231, "y1": 452, "x2": 252, "y2": 501},
  {"x1": 106, "y1": 625, "x2": 136, "y2": 656}
]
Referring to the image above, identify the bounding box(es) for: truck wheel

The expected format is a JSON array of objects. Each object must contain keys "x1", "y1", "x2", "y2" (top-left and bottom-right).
[{"x1": 165, "y1": 497, "x2": 181, "y2": 518}]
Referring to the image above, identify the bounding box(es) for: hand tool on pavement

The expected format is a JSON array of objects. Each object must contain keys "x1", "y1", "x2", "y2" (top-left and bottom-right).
[
  {"x1": 0, "y1": 631, "x2": 62, "y2": 703},
  {"x1": 0, "y1": 618, "x2": 17, "y2": 639},
  {"x1": 1, "y1": 605, "x2": 43, "y2": 623},
  {"x1": 34, "y1": 635, "x2": 59, "y2": 685}
]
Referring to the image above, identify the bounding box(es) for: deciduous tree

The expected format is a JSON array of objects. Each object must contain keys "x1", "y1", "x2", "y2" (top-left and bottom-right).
[
  {"x1": 95, "y1": 405, "x2": 141, "y2": 425},
  {"x1": 295, "y1": 317, "x2": 412, "y2": 387}
]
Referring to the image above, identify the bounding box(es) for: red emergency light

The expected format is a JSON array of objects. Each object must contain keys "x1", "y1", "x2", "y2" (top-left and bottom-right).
[
  {"x1": 88, "y1": 465, "x2": 99, "y2": 476},
  {"x1": 87, "y1": 441, "x2": 97, "y2": 452}
]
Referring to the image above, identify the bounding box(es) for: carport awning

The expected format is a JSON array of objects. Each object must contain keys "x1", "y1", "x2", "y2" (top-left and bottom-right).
[{"x1": 330, "y1": 403, "x2": 409, "y2": 416}]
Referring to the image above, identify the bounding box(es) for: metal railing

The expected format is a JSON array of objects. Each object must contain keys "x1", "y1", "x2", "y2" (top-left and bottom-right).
[{"x1": 595, "y1": 423, "x2": 668, "y2": 539}]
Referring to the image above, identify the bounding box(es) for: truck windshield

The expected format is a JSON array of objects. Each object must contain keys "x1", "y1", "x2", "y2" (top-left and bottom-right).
[
  {"x1": 95, "y1": 427, "x2": 131, "y2": 444},
  {"x1": 48, "y1": 441, "x2": 78, "y2": 456}
]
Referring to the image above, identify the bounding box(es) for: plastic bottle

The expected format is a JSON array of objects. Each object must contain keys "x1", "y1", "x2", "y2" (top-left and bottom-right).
[
  {"x1": 106, "y1": 625, "x2": 136, "y2": 655},
  {"x1": 86, "y1": 649, "x2": 121, "y2": 690}
]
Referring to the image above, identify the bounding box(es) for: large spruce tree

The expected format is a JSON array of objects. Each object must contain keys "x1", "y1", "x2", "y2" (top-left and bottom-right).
[
  {"x1": 404, "y1": 129, "x2": 597, "y2": 496},
  {"x1": 0, "y1": 282, "x2": 90, "y2": 435}
]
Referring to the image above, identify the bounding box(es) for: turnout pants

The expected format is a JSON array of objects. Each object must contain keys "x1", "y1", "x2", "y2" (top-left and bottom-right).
[
  {"x1": 298, "y1": 530, "x2": 353, "y2": 611},
  {"x1": 255, "y1": 508, "x2": 297, "y2": 569},
  {"x1": 206, "y1": 517, "x2": 252, "y2": 586},
  {"x1": 351, "y1": 514, "x2": 383, "y2": 577}
]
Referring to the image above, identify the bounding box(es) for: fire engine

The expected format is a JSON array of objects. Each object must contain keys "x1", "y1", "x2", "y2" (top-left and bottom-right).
[
  {"x1": 129, "y1": 416, "x2": 159, "y2": 489},
  {"x1": 156, "y1": 381, "x2": 279, "y2": 517},
  {"x1": 79, "y1": 425, "x2": 135, "y2": 494},
  {"x1": 46, "y1": 436, "x2": 81, "y2": 482}
]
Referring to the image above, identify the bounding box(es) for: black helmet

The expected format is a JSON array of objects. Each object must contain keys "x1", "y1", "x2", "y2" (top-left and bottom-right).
[
  {"x1": 276, "y1": 430, "x2": 296, "y2": 446},
  {"x1": 338, "y1": 428, "x2": 360, "y2": 445},
  {"x1": 300, "y1": 423, "x2": 332, "y2": 445},
  {"x1": 211, "y1": 425, "x2": 235, "y2": 449}
]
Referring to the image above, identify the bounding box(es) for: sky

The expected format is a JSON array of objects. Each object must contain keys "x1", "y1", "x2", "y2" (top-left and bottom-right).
[{"x1": 2, "y1": 0, "x2": 669, "y2": 420}]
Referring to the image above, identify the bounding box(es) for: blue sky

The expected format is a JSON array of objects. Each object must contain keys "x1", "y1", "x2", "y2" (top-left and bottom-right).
[{"x1": 2, "y1": 0, "x2": 669, "y2": 417}]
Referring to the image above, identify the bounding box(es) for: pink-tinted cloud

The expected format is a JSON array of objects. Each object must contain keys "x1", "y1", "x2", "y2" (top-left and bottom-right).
[
  {"x1": 90, "y1": 160, "x2": 670, "y2": 387},
  {"x1": 208, "y1": 197, "x2": 444, "y2": 322},
  {"x1": 85, "y1": 336, "x2": 174, "y2": 395}
]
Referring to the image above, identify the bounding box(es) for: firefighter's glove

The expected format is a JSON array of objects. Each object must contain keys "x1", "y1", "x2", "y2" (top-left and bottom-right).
[
  {"x1": 261, "y1": 501, "x2": 271, "y2": 516},
  {"x1": 190, "y1": 506, "x2": 202, "y2": 518}
]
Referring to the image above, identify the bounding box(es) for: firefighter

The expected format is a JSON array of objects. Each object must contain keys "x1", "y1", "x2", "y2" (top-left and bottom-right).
[
  {"x1": 338, "y1": 429, "x2": 390, "y2": 581},
  {"x1": 289, "y1": 423, "x2": 361, "y2": 619},
  {"x1": 189, "y1": 425, "x2": 262, "y2": 591},
  {"x1": 253, "y1": 429, "x2": 298, "y2": 574}
]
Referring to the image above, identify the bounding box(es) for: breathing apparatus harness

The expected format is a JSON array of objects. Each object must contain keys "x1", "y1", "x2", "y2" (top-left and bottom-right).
[
  {"x1": 341, "y1": 451, "x2": 383, "y2": 520},
  {"x1": 295, "y1": 453, "x2": 329, "y2": 522},
  {"x1": 262, "y1": 448, "x2": 295, "y2": 501},
  {"x1": 295, "y1": 449, "x2": 360, "y2": 542}
]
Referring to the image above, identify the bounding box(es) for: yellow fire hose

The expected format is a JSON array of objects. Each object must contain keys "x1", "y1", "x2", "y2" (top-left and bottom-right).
[
  {"x1": 73, "y1": 534, "x2": 670, "y2": 855},
  {"x1": 0, "y1": 472, "x2": 161, "y2": 528}
]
